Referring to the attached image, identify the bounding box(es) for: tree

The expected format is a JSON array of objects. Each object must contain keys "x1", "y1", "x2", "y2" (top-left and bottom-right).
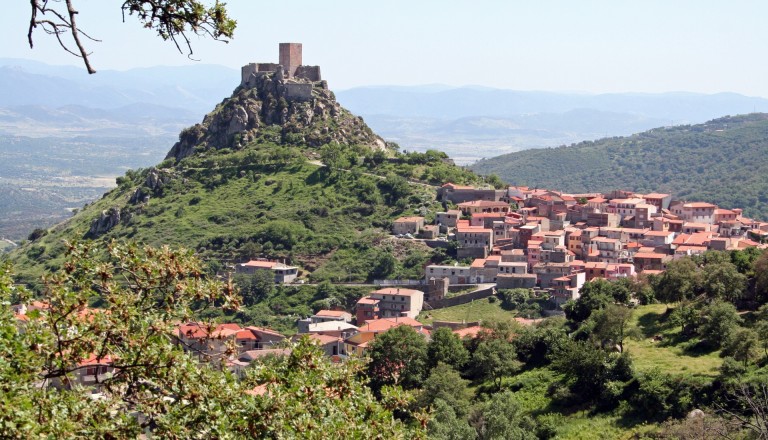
[
  {"x1": 471, "y1": 338, "x2": 521, "y2": 390},
  {"x1": 589, "y1": 304, "x2": 633, "y2": 352},
  {"x1": 428, "y1": 398, "x2": 477, "y2": 440},
  {"x1": 754, "y1": 251, "x2": 768, "y2": 303},
  {"x1": 698, "y1": 300, "x2": 742, "y2": 348},
  {"x1": 656, "y1": 257, "x2": 701, "y2": 304},
  {"x1": 756, "y1": 305, "x2": 768, "y2": 358},
  {"x1": 513, "y1": 319, "x2": 569, "y2": 367},
  {"x1": 241, "y1": 337, "x2": 426, "y2": 438},
  {"x1": 234, "y1": 270, "x2": 275, "y2": 306},
  {"x1": 700, "y1": 260, "x2": 746, "y2": 302},
  {"x1": 497, "y1": 288, "x2": 529, "y2": 310},
  {"x1": 0, "y1": 242, "x2": 423, "y2": 437},
  {"x1": 418, "y1": 363, "x2": 472, "y2": 418},
  {"x1": 367, "y1": 324, "x2": 429, "y2": 391},
  {"x1": 717, "y1": 380, "x2": 768, "y2": 439},
  {"x1": 27, "y1": 1, "x2": 236, "y2": 74},
  {"x1": 563, "y1": 278, "x2": 613, "y2": 323},
  {"x1": 0, "y1": 240, "x2": 241, "y2": 437},
  {"x1": 427, "y1": 327, "x2": 470, "y2": 371},
  {"x1": 550, "y1": 340, "x2": 632, "y2": 403},
  {"x1": 378, "y1": 173, "x2": 413, "y2": 205},
  {"x1": 469, "y1": 391, "x2": 537, "y2": 440},
  {"x1": 722, "y1": 327, "x2": 759, "y2": 367}
]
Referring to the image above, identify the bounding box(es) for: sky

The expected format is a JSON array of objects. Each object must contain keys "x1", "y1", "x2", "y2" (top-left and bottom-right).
[{"x1": 2, "y1": 1, "x2": 768, "y2": 96}]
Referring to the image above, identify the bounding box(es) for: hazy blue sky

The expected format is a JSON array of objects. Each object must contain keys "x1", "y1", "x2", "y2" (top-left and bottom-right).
[{"x1": 2, "y1": 1, "x2": 768, "y2": 95}]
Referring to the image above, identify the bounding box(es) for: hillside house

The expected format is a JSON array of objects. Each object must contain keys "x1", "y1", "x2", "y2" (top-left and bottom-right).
[
  {"x1": 670, "y1": 202, "x2": 718, "y2": 224},
  {"x1": 297, "y1": 309, "x2": 354, "y2": 333},
  {"x1": 436, "y1": 210, "x2": 461, "y2": 231},
  {"x1": 533, "y1": 262, "x2": 574, "y2": 288},
  {"x1": 457, "y1": 200, "x2": 510, "y2": 215},
  {"x1": 392, "y1": 216, "x2": 425, "y2": 235},
  {"x1": 456, "y1": 226, "x2": 494, "y2": 250},
  {"x1": 175, "y1": 322, "x2": 285, "y2": 356},
  {"x1": 425, "y1": 264, "x2": 471, "y2": 284},
  {"x1": 439, "y1": 183, "x2": 505, "y2": 203},
  {"x1": 236, "y1": 260, "x2": 298, "y2": 283},
  {"x1": 367, "y1": 287, "x2": 424, "y2": 319},
  {"x1": 551, "y1": 272, "x2": 586, "y2": 306},
  {"x1": 496, "y1": 273, "x2": 537, "y2": 289},
  {"x1": 633, "y1": 252, "x2": 671, "y2": 272}
]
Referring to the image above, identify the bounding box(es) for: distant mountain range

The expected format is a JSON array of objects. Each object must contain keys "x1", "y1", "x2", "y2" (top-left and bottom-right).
[
  {"x1": 335, "y1": 86, "x2": 768, "y2": 163},
  {"x1": 0, "y1": 59, "x2": 239, "y2": 113}
]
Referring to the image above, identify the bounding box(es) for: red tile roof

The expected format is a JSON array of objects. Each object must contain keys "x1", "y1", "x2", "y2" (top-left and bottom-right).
[
  {"x1": 240, "y1": 260, "x2": 278, "y2": 269},
  {"x1": 452, "y1": 326, "x2": 485, "y2": 338},
  {"x1": 358, "y1": 317, "x2": 423, "y2": 333}
]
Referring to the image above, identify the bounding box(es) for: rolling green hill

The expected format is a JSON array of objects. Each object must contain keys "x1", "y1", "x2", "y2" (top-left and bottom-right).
[{"x1": 471, "y1": 113, "x2": 768, "y2": 220}]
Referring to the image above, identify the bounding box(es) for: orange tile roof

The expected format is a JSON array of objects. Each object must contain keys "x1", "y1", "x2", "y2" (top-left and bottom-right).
[
  {"x1": 358, "y1": 317, "x2": 423, "y2": 333},
  {"x1": 684, "y1": 202, "x2": 717, "y2": 208},
  {"x1": 457, "y1": 200, "x2": 509, "y2": 208},
  {"x1": 634, "y1": 252, "x2": 668, "y2": 259},
  {"x1": 245, "y1": 326, "x2": 285, "y2": 338},
  {"x1": 644, "y1": 230, "x2": 674, "y2": 237},
  {"x1": 452, "y1": 325, "x2": 485, "y2": 338},
  {"x1": 470, "y1": 259, "x2": 486, "y2": 268},
  {"x1": 394, "y1": 216, "x2": 425, "y2": 223},
  {"x1": 371, "y1": 287, "x2": 424, "y2": 297},
  {"x1": 315, "y1": 310, "x2": 350, "y2": 318},
  {"x1": 456, "y1": 226, "x2": 492, "y2": 233},
  {"x1": 78, "y1": 353, "x2": 115, "y2": 367},
  {"x1": 643, "y1": 193, "x2": 671, "y2": 199},
  {"x1": 235, "y1": 329, "x2": 259, "y2": 340},
  {"x1": 241, "y1": 260, "x2": 278, "y2": 269},
  {"x1": 306, "y1": 333, "x2": 341, "y2": 345}
]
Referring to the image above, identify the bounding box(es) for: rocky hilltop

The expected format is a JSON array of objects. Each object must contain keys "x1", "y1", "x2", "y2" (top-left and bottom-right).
[
  {"x1": 166, "y1": 68, "x2": 385, "y2": 161},
  {"x1": 9, "y1": 47, "x2": 482, "y2": 285}
]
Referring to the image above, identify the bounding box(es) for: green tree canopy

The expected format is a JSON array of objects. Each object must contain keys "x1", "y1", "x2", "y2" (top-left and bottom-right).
[
  {"x1": 367, "y1": 324, "x2": 429, "y2": 391},
  {"x1": 418, "y1": 363, "x2": 472, "y2": 418},
  {"x1": 471, "y1": 338, "x2": 521, "y2": 390},
  {"x1": 427, "y1": 327, "x2": 470, "y2": 371},
  {"x1": 0, "y1": 242, "x2": 423, "y2": 437}
]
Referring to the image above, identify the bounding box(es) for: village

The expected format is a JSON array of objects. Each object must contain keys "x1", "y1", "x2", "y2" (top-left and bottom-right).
[{"x1": 10, "y1": 181, "x2": 768, "y2": 391}]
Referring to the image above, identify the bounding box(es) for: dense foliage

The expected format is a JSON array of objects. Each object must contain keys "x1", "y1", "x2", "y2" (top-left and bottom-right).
[
  {"x1": 471, "y1": 113, "x2": 768, "y2": 220},
  {"x1": 0, "y1": 243, "x2": 424, "y2": 438}
]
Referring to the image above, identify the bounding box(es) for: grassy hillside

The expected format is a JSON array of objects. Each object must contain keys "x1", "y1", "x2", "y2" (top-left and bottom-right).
[
  {"x1": 9, "y1": 138, "x2": 480, "y2": 287},
  {"x1": 471, "y1": 113, "x2": 768, "y2": 220}
]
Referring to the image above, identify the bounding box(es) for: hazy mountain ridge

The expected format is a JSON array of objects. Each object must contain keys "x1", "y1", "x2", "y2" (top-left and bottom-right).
[
  {"x1": 0, "y1": 59, "x2": 239, "y2": 112},
  {"x1": 336, "y1": 86, "x2": 768, "y2": 163}
]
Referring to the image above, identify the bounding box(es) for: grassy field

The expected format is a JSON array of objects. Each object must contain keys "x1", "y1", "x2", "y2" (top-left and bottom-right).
[
  {"x1": 624, "y1": 303, "x2": 722, "y2": 377},
  {"x1": 418, "y1": 297, "x2": 517, "y2": 325}
]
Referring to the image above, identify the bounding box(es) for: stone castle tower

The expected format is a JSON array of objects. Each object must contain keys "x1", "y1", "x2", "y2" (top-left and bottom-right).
[
  {"x1": 240, "y1": 43, "x2": 322, "y2": 90},
  {"x1": 279, "y1": 43, "x2": 302, "y2": 79}
]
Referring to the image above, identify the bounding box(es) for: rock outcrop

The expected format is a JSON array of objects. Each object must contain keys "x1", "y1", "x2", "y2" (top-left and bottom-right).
[
  {"x1": 166, "y1": 71, "x2": 385, "y2": 162},
  {"x1": 89, "y1": 207, "x2": 122, "y2": 237}
]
